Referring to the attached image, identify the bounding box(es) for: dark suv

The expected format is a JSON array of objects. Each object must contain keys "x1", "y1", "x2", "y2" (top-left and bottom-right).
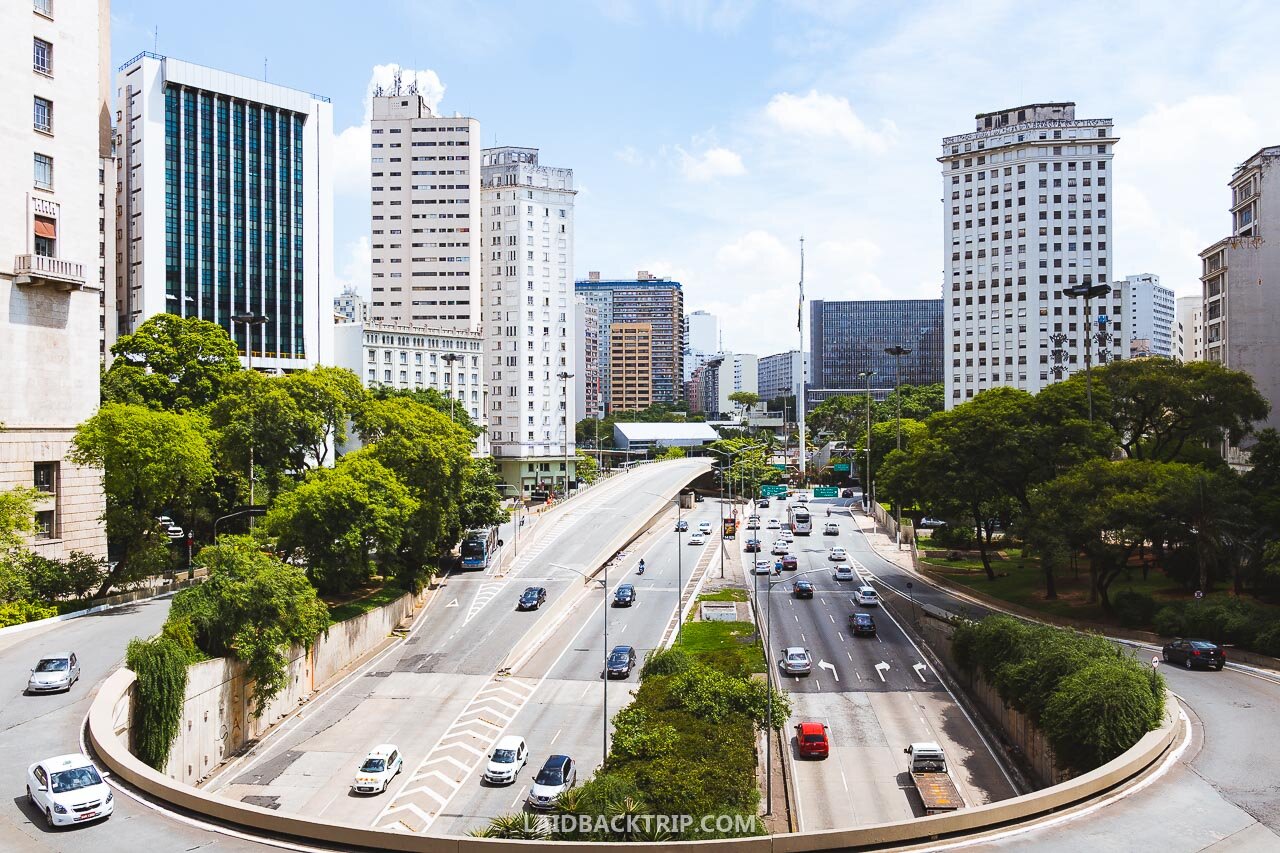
[
  {"x1": 517, "y1": 587, "x2": 547, "y2": 610},
  {"x1": 1162, "y1": 638, "x2": 1225, "y2": 671},
  {"x1": 793, "y1": 580, "x2": 814, "y2": 599},
  {"x1": 850, "y1": 611, "x2": 877, "y2": 637},
  {"x1": 613, "y1": 584, "x2": 637, "y2": 607},
  {"x1": 606, "y1": 645, "x2": 637, "y2": 678}
]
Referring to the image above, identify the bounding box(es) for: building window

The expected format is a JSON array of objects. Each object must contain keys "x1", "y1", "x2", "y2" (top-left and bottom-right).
[
  {"x1": 33, "y1": 37, "x2": 52, "y2": 74},
  {"x1": 33, "y1": 153, "x2": 53, "y2": 190},
  {"x1": 34, "y1": 510, "x2": 55, "y2": 540},
  {"x1": 33, "y1": 96, "x2": 52, "y2": 133},
  {"x1": 33, "y1": 0, "x2": 52, "y2": 14},
  {"x1": 33, "y1": 462, "x2": 57, "y2": 493}
]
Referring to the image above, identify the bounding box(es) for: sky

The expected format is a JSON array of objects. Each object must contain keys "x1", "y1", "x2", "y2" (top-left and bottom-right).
[{"x1": 111, "y1": 0, "x2": 1280, "y2": 355}]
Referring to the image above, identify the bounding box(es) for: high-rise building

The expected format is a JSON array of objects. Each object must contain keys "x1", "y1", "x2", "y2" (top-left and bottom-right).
[
  {"x1": 758, "y1": 350, "x2": 809, "y2": 403},
  {"x1": 575, "y1": 297, "x2": 601, "y2": 420},
  {"x1": 1, "y1": 0, "x2": 110, "y2": 560},
  {"x1": 481, "y1": 146, "x2": 576, "y2": 491},
  {"x1": 684, "y1": 309, "x2": 718, "y2": 381},
  {"x1": 941, "y1": 102, "x2": 1121, "y2": 408},
  {"x1": 334, "y1": 285, "x2": 369, "y2": 323},
  {"x1": 115, "y1": 53, "x2": 334, "y2": 370},
  {"x1": 1118, "y1": 273, "x2": 1174, "y2": 358},
  {"x1": 609, "y1": 322, "x2": 653, "y2": 412},
  {"x1": 1199, "y1": 145, "x2": 1280, "y2": 456},
  {"x1": 368, "y1": 94, "x2": 479, "y2": 330},
  {"x1": 809, "y1": 299, "x2": 944, "y2": 404},
  {"x1": 576, "y1": 272, "x2": 684, "y2": 408},
  {"x1": 691, "y1": 353, "x2": 757, "y2": 417},
  {"x1": 1175, "y1": 294, "x2": 1202, "y2": 363}
]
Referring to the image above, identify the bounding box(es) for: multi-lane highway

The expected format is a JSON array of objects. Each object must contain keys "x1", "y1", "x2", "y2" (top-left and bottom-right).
[{"x1": 755, "y1": 496, "x2": 1016, "y2": 831}]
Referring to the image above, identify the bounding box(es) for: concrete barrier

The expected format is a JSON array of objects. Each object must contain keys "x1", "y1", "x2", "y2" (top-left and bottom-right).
[{"x1": 89, "y1": 669, "x2": 1182, "y2": 851}]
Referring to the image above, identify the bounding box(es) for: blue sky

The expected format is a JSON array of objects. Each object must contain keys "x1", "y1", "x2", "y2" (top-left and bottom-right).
[{"x1": 111, "y1": 0, "x2": 1280, "y2": 354}]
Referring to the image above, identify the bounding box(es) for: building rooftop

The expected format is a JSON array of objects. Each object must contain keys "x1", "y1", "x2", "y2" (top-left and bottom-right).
[{"x1": 612, "y1": 422, "x2": 720, "y2": 442}]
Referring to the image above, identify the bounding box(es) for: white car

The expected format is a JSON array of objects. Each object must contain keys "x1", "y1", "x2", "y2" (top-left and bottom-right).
[
  {"x1": 746, "y1": 518, "x2": 760, "y2": 530},
  {"x1": 796, "y1": 493, "x2": 809, "y2": 504},
  {"x1": 26, "y1": 754, "x2": 113, "y2": 827},
  {"x1": 688, "y1": 531, "x2": 705, "y2": 545},
  {"x1": 823, "y1": 522, "x2": 840, "y2": 536},
  {"x1": 778, "y1": 529, "x2": 794, "y2": 543},
  {"x1": 829, "y1": 547, "x2": 848, "y2": 562},
  {"x1": 352, "y1": 744, "x2": 403, "y2": 794},
  {"x1": 781, "y1": 646, "x2": 812, "y2": 675},
  {"x1": 854, "y1": 585, "x2": 880, "y2": 606},
  {"x1": 834, "y1": 565, "x2": 854, "y2": 582},
  {"x1": 27, "y1": 652, "x2": 80, "y2": 693},
  {"x1": 483, "y1": 736, "x2": 528, "y2": 785},
  {"x1": 766, "y1": 519, "x2": 781, "y2": 530},
  {"x1": 697, "y1": 520, "x2": 713, "y2": 535},
  {"x1": 753, "y1": 559, "x2": 774, "y2": 575},
  {"x1": 771, "y1": 541, "x2": 789, "y2": 556}
]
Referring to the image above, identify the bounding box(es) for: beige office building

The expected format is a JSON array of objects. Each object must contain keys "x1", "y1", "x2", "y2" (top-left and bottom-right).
[{"x1": 610, "y1": 322, "x2": 653, "y2": 412}]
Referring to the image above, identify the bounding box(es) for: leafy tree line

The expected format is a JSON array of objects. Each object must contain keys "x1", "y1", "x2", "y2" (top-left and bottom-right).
[
  {"x1": 807, "y1": 383, "x2": 945, "y2": 482},
  {"x1": 878, "y1": 360, "x2": 1280, "y2": 624},
  {"x1": 69, "y1": 314, "x2": 504, "y2": 599}
]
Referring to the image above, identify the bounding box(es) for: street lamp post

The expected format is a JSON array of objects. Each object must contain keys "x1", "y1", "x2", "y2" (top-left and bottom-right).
[
  {"x1": 857, "y1": 370, "x2": 876, "y2": 512},
  {"x1": 1063, "y1": 282, "x2": 1112, "y2": 423},
  {"x1": 231, "y1": 312, "x2": 268, "y2": 526},
  {"x1": 883, "y1": 347, "x2": 912, "y2": 549},
  {"x1": 551, "y1": 561, "x2": 611, "y2": 763},
  {"x1": 557, "y1": 371, "x2": 575, "y2": 495},
  {"x1": 708, "y1": 446, "x2": 752, "y2": 579},
  {"x1": 441, "y1": 352, "x2": 461, "y2": 421}
]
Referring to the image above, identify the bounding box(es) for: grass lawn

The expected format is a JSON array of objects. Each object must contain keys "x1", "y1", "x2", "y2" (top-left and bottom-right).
[
  {"x1": 324, "y1": 582, "x2": 407, "y2": 625},
  {"x1": 675, "y1": 619, "x2": 766, "y2": 673},
  {"x1": 697, "y1": 587, "x2": 749, "y2": 602}
]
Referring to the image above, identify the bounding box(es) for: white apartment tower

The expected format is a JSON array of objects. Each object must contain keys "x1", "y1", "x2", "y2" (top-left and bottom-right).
[
  {"x1": 683, "y1": 309, "x2": 719, "y2": 381},
  {"x1": 1118, "y1": 273, "x2": 1174, "y2": 358},
  {"x1": 1, "y1": 0, "x2": 110, "y2": 560},
  {"x1": 941, "y1": 102, "x2": 1122, "y2": 407},
  {"x1": 369, "y1": 94, "x2": 479, "y2": 330},
  {"x1": 481, "y1": 147, "x2": 577, "y2": 493},
  {"x1": 115, "y1": 53, "x2": 334, "y2": 370},
  {"x1": 1175, "y1": 294, "x2": 1202, "y2": 363}
]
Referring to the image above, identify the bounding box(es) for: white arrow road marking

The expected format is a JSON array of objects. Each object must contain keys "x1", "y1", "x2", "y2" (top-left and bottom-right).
[
  {"x1": 446, "y1": 598, "x2": 459, "y2": 608},
  {"x1": 913, "y1": 662, "x2": 929, "y2": 682},
  {"x1": 875, "y1": 661, "x2": 890, "y2": 682},
  {"x1": 818, "y1": 660, "x2": 838, "y2": 682}
]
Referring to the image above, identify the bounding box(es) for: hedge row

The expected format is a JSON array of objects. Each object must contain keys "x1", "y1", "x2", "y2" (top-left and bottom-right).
[
  {"x1": 1152, "y1": 596, "x2": 1280, "y2": 657},
  {"x1": 952, "y1": 615, "x2": 1165, "y2": 773}
]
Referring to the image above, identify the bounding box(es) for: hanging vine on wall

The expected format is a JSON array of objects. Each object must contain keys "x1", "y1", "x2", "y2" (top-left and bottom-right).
[{"x1": 125, "y1": 637, "x2": 192, "y2": 771}]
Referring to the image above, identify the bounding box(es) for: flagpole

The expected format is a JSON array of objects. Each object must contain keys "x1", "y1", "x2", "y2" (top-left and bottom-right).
[{"x1": 797, "y1": 236, "x2": 807, "y2": 485}]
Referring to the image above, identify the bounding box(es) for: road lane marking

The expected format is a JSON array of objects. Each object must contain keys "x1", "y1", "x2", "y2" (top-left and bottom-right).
[
  {"x1": 874, "y1": 661, "x2": 890, "y2": 681},
  {"x1": 838, "y1": 632, "x2": 844, "y2": 641},
  {"x1": 511, "y1": 785, "x2": 527, "y2": 809},
  {"x1": 828, "y1": 614, "x2": 835, "y2": 623},
  {"x1": 840, "y1": 769, "x2": 849, "y2": 792},
  {"x1": 818, "y1": 660, "x2": 839, "y2": 682},
  {"x1": 550, "y1": 728, "x2": 562, "y2": 746}
]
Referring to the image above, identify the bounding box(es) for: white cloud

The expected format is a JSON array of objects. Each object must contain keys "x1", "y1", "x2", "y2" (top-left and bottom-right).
[
  {"x1": 332, "y1": 64, "x2": 446, "y2": 196},
  {"x1": 615, "y1": 145, "x2": 643, "y2": 166},
  {"x1": 658, "y1": 0, "x2": 755, "y2": 32},
  {"x1": 763, "y1": 90, "x2": 897, "y2": 153},
  {"x1": 333, "y1": 236, "x2": 371, "y2": 297},
  {"x1": 678, "y1": 146, "x2": 747, "y2": 181}
]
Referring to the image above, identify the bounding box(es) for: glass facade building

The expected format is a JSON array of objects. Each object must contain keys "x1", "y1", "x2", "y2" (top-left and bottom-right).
[{"x1": 808, "y1": 299, "x2": 944, "y2": 402}]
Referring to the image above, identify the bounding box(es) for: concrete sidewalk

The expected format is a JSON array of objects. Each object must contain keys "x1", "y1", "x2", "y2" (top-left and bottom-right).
[{"x1": 848, "y1": 507, "x2": 918, "y2": 574}]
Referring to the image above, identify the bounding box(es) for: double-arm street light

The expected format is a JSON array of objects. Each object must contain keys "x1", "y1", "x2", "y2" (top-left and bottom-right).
[
  {"x1": 883, "y1": 347, "x2": 912, "y2": 548},
  {"x1": 557, "y1": 371, "x2": 575, "y2": 495},
  {"x1": 1063, "y1": 282, "x2": 1112, "y2": 423},
  {"x1": 707, "y1": 445, "x2": 756, "y2": 578},
  {"x1": 857, "y1": 370, "x2": 876, "y2": 512},
  {"x1": 550, "y1": 561, "x2": 613, "y2": 765},
  {"x1": 441, "y1": 352, "x2": 462, "y2": 422},
  {"x1": 231, "y1": 312, "x2": 269, "y2": 525}
]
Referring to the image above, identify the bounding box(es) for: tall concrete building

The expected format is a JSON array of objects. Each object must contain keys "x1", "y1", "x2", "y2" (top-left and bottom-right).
[
  {"x1": 1175, "y1": 294, "x2": 1202, "y2": 363},
  {"x1": 683, "y1": 308, "x2": 718, "y2": 381},
  {"x1": 758, "y1": 349, "x2": 809, "y2": 403},
  {"x1": 1200, "y1": 145, "x2": 1280, "y2": 455},
  {"x1": 609, "y1": 322, "x2": 653, "y2": 412},
  {"x1": 575, "y1": 297, "x2": 601, "y2": 420},
  {"x1": 369, "y1": 93, "x2": 479, "y2": 330},
  {"x1": 481, "y1": 146, "x2": 576, "y2": 491},
  {"x1": 809, "y1": 299, "x2": 944, "y2": 404},
  {"x1": 1118, "y1": 273, "x2": 1174, "y2": 358},
  {"x1": 115, "y1": 53, "x2": 334, "y2": 370},
  {"x1": 1, "y1": 0, "x2": 110, "y2": 560},
  {"x1": 691, "y1": 353, "x2": 757, "y2": 417},
  {"x1": 941, "y1": 102, "x2": 1122, "y2": 408},
  {"x1": 334, "y1": 285, "x2": 369, "y2": 323},
  {"x1": 576, "y1": 272, "x2": 684, "y2": 408}
]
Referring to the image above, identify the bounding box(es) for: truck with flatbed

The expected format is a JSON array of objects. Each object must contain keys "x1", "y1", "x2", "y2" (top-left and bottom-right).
[{"x1": 904, "y1": 742, "x2": 964, "y2": 814}]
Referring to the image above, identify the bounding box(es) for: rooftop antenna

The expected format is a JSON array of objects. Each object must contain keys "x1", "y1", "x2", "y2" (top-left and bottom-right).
[
  {"x1": 153, "y1": 26, "x2": 158, "y2": 52},
  {"x1": 263, "y1": 57, "x2": 267, "y2": 81},
  {"x1": 392, "y1": 67, "x2": 403, "y2": 96}
]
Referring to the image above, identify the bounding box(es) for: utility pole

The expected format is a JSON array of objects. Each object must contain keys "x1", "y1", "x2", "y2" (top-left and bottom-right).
[
  {"x1": 442, "y1": 352, "x2": 461, "y2": 421},
  {"x1": 231, "y1": 312, "x2": 268, "y2": 526},
  {"x1": 557, "y1": 371, "x2": 574, "y2": 493}
]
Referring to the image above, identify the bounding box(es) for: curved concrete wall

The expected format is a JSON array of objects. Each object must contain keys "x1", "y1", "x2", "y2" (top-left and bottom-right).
[{"x1": 89, "y1": 666, "x2": 1182, "y2": 852}]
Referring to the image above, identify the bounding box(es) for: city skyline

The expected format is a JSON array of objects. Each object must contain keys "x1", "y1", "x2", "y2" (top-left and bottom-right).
[{"x1": 109, "y1": 1, "x2": 1280, "y2": 355}]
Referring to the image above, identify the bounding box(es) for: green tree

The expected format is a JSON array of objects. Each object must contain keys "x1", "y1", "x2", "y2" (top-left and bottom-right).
[
  {"x1": 575, "y1": 451, "x2": 601, "y2": 484},
  {"x1": 1041, "y1": 660, "x2": 1165, "y2": 773},
  {"x1": 166, "y1": 536, "x2": 329, "y2": 715},
  {"x1": 102, "y1": 314, "x2": 242, "y2": 412},
  {"x1": 281, "y1": 366, "x2": 367, "y2": 466},
  {"x1": 367, "y1": 384, "x2": 480, "y2": 436},
  {"x1": 70, "y1": 404, "x2": 214, "y2": 597},
  {"x1": 206, "y1": 370, "x2": 311, "y2": 501},
  {"x1": 454, "y1": 457, "x2": 507, "y2": 541},
  {"x1": 0, "y1": 485, "x2": 39, "y2": 552},
  {"x1": 654, "y1": 445, "x2": 687, "y2": 461},
  {"x1": 264, "y1": 455, "x2": 417, "y2": 594},
  {"x1": 126, "y1": 636, "x2": 195, "y2": 770}
]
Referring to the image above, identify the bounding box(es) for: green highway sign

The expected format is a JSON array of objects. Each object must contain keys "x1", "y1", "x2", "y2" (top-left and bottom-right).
[
  {"x1": 813, "y1": 486, "x2": 838, "y2": 497},
  {"x1": 772, "y1": 464, "x2": 788, "y2": 471},
  {"x1": 760, "y1": 485, "x2": 788, "y2": 497},
  {"x1": 832, "y1": 462, "x2": 850, "y2": 472}
]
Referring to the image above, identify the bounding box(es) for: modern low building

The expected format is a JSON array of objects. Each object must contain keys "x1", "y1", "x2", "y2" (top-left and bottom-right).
[
  {"x1": 808, "y1": 299, "x2": 944, "y2": 403},
  {"x1": 609, "y1": 322, "x2": 653, "y2": 412},
  {"x1": 0, "y1": 0, "x2": 110, "y2": 560},
  {"x1": 612, "y1": 422, "x2": 720, "y2": 454},
  {"x1": 576, "y1": 272, "x2": 684, "y2": 408},
  {"x1": 1118, "y1": 273, "x2": 1174, "y2": 359},
  {"x1": 1199, "y1": 145, "x2": 1280, "y2": 457},
  {"x1": 114, "y1": 52, "x2": 334, "y2": 371}
]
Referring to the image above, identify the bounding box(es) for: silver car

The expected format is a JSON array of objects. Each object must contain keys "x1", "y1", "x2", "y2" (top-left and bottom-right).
[
  {"x1": 781, "y1": 646, "x2": 812, "y2": 676},
  {"x1": 27, "y1": 653, "x2": 80, "y2": 694}
]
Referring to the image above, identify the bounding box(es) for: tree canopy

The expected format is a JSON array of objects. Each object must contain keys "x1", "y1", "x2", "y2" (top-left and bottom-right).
[{"x1": 103, "y1": 314, "x2": 241, "y2": 412}]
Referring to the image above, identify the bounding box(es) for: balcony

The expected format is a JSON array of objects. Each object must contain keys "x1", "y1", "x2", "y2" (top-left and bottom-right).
[{"x1": 14, "y1": 254, "x2": 85, "y2": 290}]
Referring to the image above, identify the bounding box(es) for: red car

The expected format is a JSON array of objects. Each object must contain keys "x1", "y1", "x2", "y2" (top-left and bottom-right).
[{"x1": 795, "y1": 721, "x2": 829, "y2": 758}]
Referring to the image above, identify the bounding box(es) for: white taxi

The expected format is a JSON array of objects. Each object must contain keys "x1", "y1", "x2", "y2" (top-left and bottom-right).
[
  {"x1": 26, "y1": 753, "x2": 113, "y2": 827},
  {"x1": 352, "y1": 744, "x2": 403, "y2": 794}
]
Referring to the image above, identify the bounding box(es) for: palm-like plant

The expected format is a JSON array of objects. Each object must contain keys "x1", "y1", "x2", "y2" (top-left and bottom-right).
[
  {"x1": 483, "y1": 812, "x2": 546, "y2": 839},
  {"x1": 606, "y1": 794, "x2": 648, "y2": 840}
]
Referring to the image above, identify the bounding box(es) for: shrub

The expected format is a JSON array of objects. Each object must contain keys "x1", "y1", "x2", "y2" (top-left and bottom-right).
[
  {"x1": 1112, "y1": 590, "x2": 1159, "y2": 628},
  {"x1": 126, "y1": 636, "x2": 195, "y2": 771},
  {"x1": 640, "y1": 647, "x2": 694, "y2": 679},
  {"x1": 1041, "y1": 659, "x2": 1165, "y2": 773},
  {"x1": 0, "y1": 598, "x2": 57, "y2": 628},
  {"x1": 931, "y1": 523, "x2": 975, "y2": 549}
]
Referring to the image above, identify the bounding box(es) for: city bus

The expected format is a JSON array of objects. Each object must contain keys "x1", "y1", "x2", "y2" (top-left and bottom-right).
[
  {"x1": 787, "y1": 505, "x2": 813, "y2": 536},
  {"x1": 460, "y1": 527, "x2": 501, "y2": 570}
]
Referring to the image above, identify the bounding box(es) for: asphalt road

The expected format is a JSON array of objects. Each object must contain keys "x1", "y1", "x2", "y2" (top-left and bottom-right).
[{"x1": 759, "y1": 498, "x2": 1015, "y2": 831}]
